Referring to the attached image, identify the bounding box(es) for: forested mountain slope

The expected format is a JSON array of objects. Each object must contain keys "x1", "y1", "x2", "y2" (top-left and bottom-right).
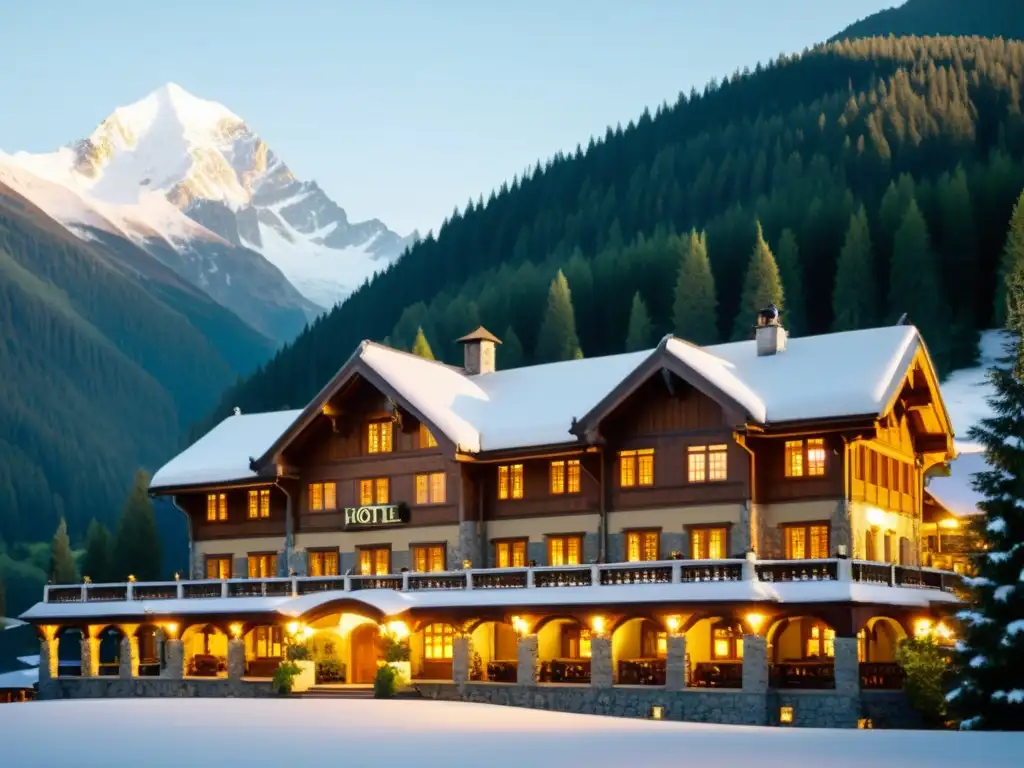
[
  {"x1": 834, "y1": 0, "x2": 1024, "y2": 42},
  {"x1": 0, "y1": 180, "x2": 276, "y2": 548},
  {"x1": 207, "y1": 36, "x2": 1024, "y2": 427}
]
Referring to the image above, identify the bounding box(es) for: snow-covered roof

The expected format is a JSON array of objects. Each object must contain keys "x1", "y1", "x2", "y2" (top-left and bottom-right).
[
  {"x1": 149, "y1": 409, "x2": 301, "y2": 490},
  {"x1": 152, "y1": 325, "x2": 940, "y2": 490},
  {"x1": 927, "y1": 445, "x2": 988, "y2": 518},
  {"x1": 0, "y1": 667, "x2": 37, "y2": 690}
]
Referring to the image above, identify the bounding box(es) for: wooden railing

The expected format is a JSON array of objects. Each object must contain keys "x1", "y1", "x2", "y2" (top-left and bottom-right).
[
  {"x1": 860, "y1": 662, "x2": 904, "y2": 690},
  {"x1": 486, "y1": 660, "x2": 518, "y2": 683},
  {"x1": 617, "y1": 658, "x2": 666, "y2": 686},
  {"x1": 690, "y1": 661, "x2": 743, "y2": 688},
  {"x1": 541, "y1": 659, "x2": 591, "y2": 683},
  {"x1": 771, "y1": 661, "x2": 835, "y2": 689},
  {"x1": 41, "y1": 556, "x2": 961, "y2": 604}
]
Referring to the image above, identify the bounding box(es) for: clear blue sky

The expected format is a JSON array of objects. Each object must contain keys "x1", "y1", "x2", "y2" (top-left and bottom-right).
[{"x1": 0, "y1": 0, "x2": 897, "y2": 235}]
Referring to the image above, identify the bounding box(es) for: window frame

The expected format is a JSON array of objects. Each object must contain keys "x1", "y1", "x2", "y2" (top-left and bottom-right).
[
  {"x1": 497, "y1": 464, "x2": 524, "y2": 500},
  {"x1": 247, "y1": 551, "x2": 278, "y2": 579},
  {"x1": 624, "y1": 528, "x2": 661, "y2": 562},
  {"x1": 307, "y1": 547, "x2": 340, "y2": 577},
  {"x1": 411, "y1": 542, "x2": 447, "y2": 573},
  {"x1": 356, "y1": 545, "x2": 392, "y2": 576},
  {"x1": 415, "y1": 471, "x2": 447, "y2": 505},
  {"x1": 711, "y1": 621, "x2": 744, "y2": 661},
  {"x1": 367, "y1": 420, "x2": 394, "y2": 454},
  {"x1": 205, "y1": 554, "x2": 232, "y2": 580},
  {"x1": 619, "y1": 448, "x2": 655, "y2": 488},
  {"x1": 493, "y1": 538, "x2": 528, "y2": 568},
  {"x1": 546, "y1": 533, "x2": 584, "y2": 566},
  {"x1": 549, "y1": 458, "x2": 583, "y2": 495},
  {"x1": 784, "y1": 438, "x2": 828, "y2": 479},
  {"x1": 782, "y1": 522, "x2": 831, "y2": 559},
  {"x1": 687, "y1": 524, "x2": 730, "y2": 560},
  {"x1": 804, "y1": 621, "x2": 836, "y2": 659},
  {"x1": 419, "y1": 422, "x2": 438, "y2": 449},
  {"x1": 247, "y1": 488, "x2": 271, "y2": 519},
  {"x1": 423, "y1": 623, "x2": 455, "y2": 660},
  {"x1": 358, "y1": 477, "x2": 390, "y2": 506},
  {"x1": 206, "y1": 493, "x2": 228, "y2": 522},
  {"x1": 308, "y1": 482, "x2": 338, "y2": 512}
]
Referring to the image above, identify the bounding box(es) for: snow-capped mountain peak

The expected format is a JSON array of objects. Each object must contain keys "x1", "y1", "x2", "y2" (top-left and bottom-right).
[{"x1": 8, "y1": 83, "x2": 414, "y2": 308}]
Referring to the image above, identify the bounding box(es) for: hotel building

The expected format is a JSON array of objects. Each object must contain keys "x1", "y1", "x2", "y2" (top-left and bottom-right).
[{"x1": 21, "y1": 315, "x2": 967, "y2": 727}]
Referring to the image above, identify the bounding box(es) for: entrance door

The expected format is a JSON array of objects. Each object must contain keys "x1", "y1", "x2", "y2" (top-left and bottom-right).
[{"x1": 350, "y1": 624, "x2": 380, "y2": 684}]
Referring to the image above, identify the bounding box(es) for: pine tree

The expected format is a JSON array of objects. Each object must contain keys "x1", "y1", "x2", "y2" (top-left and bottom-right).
[
  {"x1": 49, "y1": 518, "x2": 76, "y2": 584},
  {"x1": 732, "y1": 222, "x2": 784, "y2": 340},
  {"x1": 625, "y1": 291, "x2": 654, "y2": 352},
  {"x1": 949, "y1": 254, "x2": 1024, "y2": 730},
  {"x1": 112, "y1": 470, "x2": 163, "y2": 582},
  {"x1": 535, "y1": 270, "x2": 582, "y2": 362},
  {"x1": 672, "y1": 229, "x2": 718, "y2": 345},
  {"x1": 500, "y1": 326, "x2": 524, "y2": 369},
  {"x1": 889, "y1": 199, "x2": 950, "y2": 373},
  {"x1": 80, "y1": 518, "x2": 114, "y2": 584},
  {"x1": 0, "y1": 572, "x2": 6, "y2": 624},
  {"x1": 775, "y1": 229, "x2": 806, "y2": 336},
  {"x1": 995, "y1": 191, "x2": 1024, "y2": 329},
  {"x1": 411, "y1": 327, "x2": 435, "y2": 360},
  {"x1": 832, "y1": 207, "x2": 879, "y2": 331}
]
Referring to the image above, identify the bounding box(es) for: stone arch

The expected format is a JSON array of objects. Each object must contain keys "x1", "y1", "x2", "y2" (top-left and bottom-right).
[
  {"x1": 94, "y1": 625, "x2": 126, "y2": 675},
  {"x1": 467, "y1": 619, "x2": 517, "y2": 682},
  {"x1": 54, "y1": 625, "x2": 83, "y2": 678},
  {"x1": 531, "y1": 613, "x2": 585, "y2": 635},
  {"x1": 611, "y1": 616, "x2": 669, "y2": 686},
  {"x1": 609, "y1": 612, "x2": 665, "y2": 635},
  {"x1": 181, "y1": 623, "x2": 229, "y2": 678},
  {"x1": 296, "y1": 597, "x2": 387, "y2": 627}
]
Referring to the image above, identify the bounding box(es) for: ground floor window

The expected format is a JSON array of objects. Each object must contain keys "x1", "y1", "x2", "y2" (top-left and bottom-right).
[
  {"x1": 805, "y1": 622, "x2": 836, "y2": 658},
  {"x1": 494, "y1": 539, "x2": 527, "y2": 568},
  {"x1": 247, "y1": 553, "x2": 277, "y2": 579},
  {"x1": 308, "y1": 549, "x2": 339, "y2": 577},
  {"x1": 205, "y1": 555, "x2": 231, "y2": 580},
  {"x1": 689, "y1": 526, "x2": 728, "y2": 559},
  {"x1": 358, "y1": 546, "x2": 390, "y2": 575},
  {"x1": 412, "y1": 544, "x2": 446, "y2": 572},
  {"x1": 712, "y1": 622, "x2": 744, "y2": 660},
  {"x1": 249, "y1": 626, "x2": 283, "y2": 658},
  {"x1": 424, "y1": 623, "x2": 454, "y2": 659},
  {"x1": 641, "y1": 621, "x2": 667, "y2": 658},
  {"x1": 547, "y1": 535, "x2": 582, "y2": 566}
]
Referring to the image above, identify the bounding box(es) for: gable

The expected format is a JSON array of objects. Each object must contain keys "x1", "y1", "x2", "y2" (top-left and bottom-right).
[
  {"x1": 880, "y1": 347, "x2": 954, "y2": 467},
  {"x1": 602, "y1": 373, "x2": 728, "y2": 439}
]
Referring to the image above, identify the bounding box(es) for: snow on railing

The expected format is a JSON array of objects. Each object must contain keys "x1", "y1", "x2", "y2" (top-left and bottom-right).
[{"x1": 42, "y1": 555, "x2": 963, "y2": 604}]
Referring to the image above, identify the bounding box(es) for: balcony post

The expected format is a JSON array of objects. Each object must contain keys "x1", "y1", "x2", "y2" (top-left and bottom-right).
[
  {"x1": 837, "y1": 558, "x2": 853, "y2": 581},
  {"x1": 742, "y1": 551, "x2": 758, "y2": 581},
  {"x1": 590, "y1": 634, "x2": 612, "y2": 688},
  {"x1": 526, "y1": 568, "x2": 535, "y2": 589},
  {"x1": 402, "y1": 572, "x2": 410, "y2": 590},
  {"x1": 516, "y1": 634, "x2": 538, "y2": 686},
  {"x1": 833, "y1": 636, "x2": 860, "y2": 697},
  {"x1": 741, "y1": 634, "x2": 769, "y2": 693},
  {"x1": 39, "y1": 630, "x2": 58, "y2": 682},
  {"x1": 665, "y1": 633, "x2": 687, "y2": 690},
  {"x1": 227, "y1": 637, "x2": 246, "y2": 681},
  {"x1": 119, "y1": 631, "x2": 139, "y2": 679},
  {"x1": 163, "y1": 638, "x2": 184, "y2": 679},
  {"x1": 80, "y1": 626, "x2": 99, "y2": 678},
  {"x1": 453, "y1": 633, "x2": 473, "y2": 687}
]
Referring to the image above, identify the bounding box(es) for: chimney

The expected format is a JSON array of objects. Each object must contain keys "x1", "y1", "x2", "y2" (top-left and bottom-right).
[
  {"x1": 754, "y1": 304, "x2": 787, "y2": 357},
  {"x1": 456, "y1": 326, "x2": 502, "y2": 375}
]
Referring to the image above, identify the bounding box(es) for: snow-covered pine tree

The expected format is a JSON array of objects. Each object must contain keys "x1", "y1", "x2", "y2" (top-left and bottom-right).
[{"x1": 948, "y1": 223, "x2": 1024, "y2": 730}]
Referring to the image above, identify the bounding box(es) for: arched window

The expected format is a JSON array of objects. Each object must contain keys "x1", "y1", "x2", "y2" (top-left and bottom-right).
[
  {"x1": 424, "y1": 624, "x2": 454, "y2": 660},
  {"x1": 712, "y1": 622, "x2": 743, "y2": 660},
  {"x1": 805, "y1": 621, "x2": 835, "y2": 658}
]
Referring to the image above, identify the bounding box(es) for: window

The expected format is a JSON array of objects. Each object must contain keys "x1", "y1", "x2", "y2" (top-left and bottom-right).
[
  {"x1": 419, "y1": 423, "x2": 438, "y2": 449},
  {"x1": 416, "y1": 472, "x2": 446, "y2": 504},
  {"x1": 712, "y1": 623, "x2": 744, "y2": 660},
  {"x1": 784, "y1": 524, "x2": 830, "y2": 559},
  {"x1": 642, "y1": 622, "x2": 668, "y2": 658},
  {"x1": 785, "y1": 438, "x2": 827, "y2": 478},
  {"x1": 412, "y1": 544, "x2": 446, "y2": 572},
  {"x1": 884, "y1": 532, "x2": 894, "y2": 563},
  {"x1": 690, "y1": 527, "x2": 728, "y2": 560},
  {"x1": 359, "y1": 478, "x2": 390, "y2": 506},
  {"x1": 423, "y1": 623, "x2": 454, "y2": 659},
  {"x1": 626, "y1": 530, "x2": 660, "y2": 562},
  {"x1": 247, "y1": 489, "x2": 271, "y2": 519},
  {"x1": 495, "y1": 539, "x2": 527, "y2": 568},
  {"x1": 898, "y1": 536, "x2": 911, "y2": 565},
  {"x1": 206, "y1": 493, "x2": 227, "y2": 522},
  {"x1": 619, "y1": 448, "x2": 654, "y2": 487},
  {"x1": 358, "y1": 547, "x2": 390, "y2": 575},
  {"x1": 562, "y1": 626, "x2": 592, "y2": 659},
  {"x1": 250, "y1": 626, "x2": 283, "y2": 659},
  {"x1": 806, "y1": 623, "x2": 836, "y2": 658},
  {"x1": 308, "y1": 549, "x2": 339, "y2": 577},
  {"x1": 368, "y1": 420, "x2": 393, "y2": 454},
  {"x1": 547, "y1": 535, "x2": 582, "y2": 566},
  {"x1": 308, "y1": 482, "x2": 337, "y2": 512},
  {"x1": 549, "y1": 459, "x2": 581, "y2": 494},
  {"x1": 686, "y1": 444, "x2": 728, "y2": 483},
  {"x1": 247, "y1": 553, "x2": 277, "y2": 579},
  {"x1": 205, "y1": 556, "x2": 231, "y2": 580},
  {"x1": 497, "y1": 464, "x2": 524, "y2": 500}
]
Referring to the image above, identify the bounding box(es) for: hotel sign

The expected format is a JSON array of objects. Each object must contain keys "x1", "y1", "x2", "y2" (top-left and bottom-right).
[{"x1": 343, "y1": 503, "x2": 409, "y2": 529}]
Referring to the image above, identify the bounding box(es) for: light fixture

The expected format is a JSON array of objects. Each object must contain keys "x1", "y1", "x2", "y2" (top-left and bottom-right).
[
  {"x1": 385, "y1": 620, "x2": 409, "y2": 639},
  {"x1": 229, "y1": 622, "x2": 243, "y2": 639},
  {"x1": 666, "y1": 615, "x2": 681, "y2": 634},
  {"x1": 745, "y1": 612, "x2": 766, "y2": 633},
  {"x1": 591, "y1": 615, "x2": 606, "y2": 635},
  {"x1": 174, "y1": 572, "x2": 181, "y2": 581},
  {"x1": 913, "y1": 618, "x2": 933, "y2": 639},
  {"x1": 162, "y1": 622, "x2": 179, "y2": 639},
  {"x1": 302, "y1": 626, "x2": 314, "y2": 639},
  {"x1": 939, "y1": 518, "x2": 959, "y2": 530},
  {"x1": 127, "y1": 574, "x2": 136, "y2": 583},
  {"x1": 857, "y1": 718, "x2": 873, "y2": 729},
  {"x1": 649, "y1": 705, "x2": 664, "y2": 720},
  {"x1": 462, "y1": 559, "x2": 473, "y2": 570},
  {"x1": 287, "y1": 621, "x2": 300, "y2": 636},
  {"x1": 511, "y1": 615, "x2": 529, "y2": 636},
  {"x1": 83, "y1": 576, "x2": 92, "y2": 584},
  {"x1": 779, "y1": 706, "x2": 794, "y2": 725}
]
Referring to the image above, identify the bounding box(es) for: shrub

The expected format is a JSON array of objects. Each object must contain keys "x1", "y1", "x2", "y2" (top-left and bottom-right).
[
  {"x1": 380, "y1": 634, "x2": 410, "y2": 663},
  {"x1": 272, "y1": 661, "x2": 301, "y2": 695},
  {"x1": 374, "y1": 664, "x2": 398, "y2": 698},
  {"x1": 286, "y1": 641, "x2": 311, "y2": 661},
  {"x1": 316, "y1": 658, "x2": 345, "y2": 684},
  {"x1": 895, "y1": 637, "x2": 950, "y2": 727}
]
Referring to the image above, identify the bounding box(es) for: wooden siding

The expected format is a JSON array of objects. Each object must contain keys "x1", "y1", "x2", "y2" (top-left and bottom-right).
[
  {"x1": 182, "y1": 486, "x2": 288, "y2": 542},
  {"x1": 752, "y1": 433, "x2": 846, "y2": 504},
  {"x1": 478, "y1": 454, "x2": 601, "y2": 520}
]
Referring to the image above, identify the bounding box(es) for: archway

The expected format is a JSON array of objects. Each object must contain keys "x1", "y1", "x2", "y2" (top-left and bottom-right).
[
  {"x1": 687, "y1": 616, "x2": 743, "y2": 689},
  {"x1": 858, "y1": 616, "x2": 909, "y2": 690},
  {"x1": 536, "y1": 616, "x2": 589, "y2": 683},
  {"x1": 769, "y1": 615, "x2": 836, "y2": 690},
  {"x1": 611, "y1": 617, "x2": 667, "y2": 685},
  {"x1": 55, "y1": 627, "x2": 82, "y2": 678},
  {"x1": 349, "y1": 623, "x2": 380, "y2": 684},
  {"x1": 181, "y1": 624, "x2": 228, "y2": 678},
  {"x1": 96, "y1": 626, "x2": 125, "y2": 676},
  {"x1": 469, "y1": 620, "x2": 517, "y2": 682}
]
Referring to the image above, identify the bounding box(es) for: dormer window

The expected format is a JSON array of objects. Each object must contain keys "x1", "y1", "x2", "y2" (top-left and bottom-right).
[{"x1": 368, "y1": 421, "x2": 393, "y2": 454}]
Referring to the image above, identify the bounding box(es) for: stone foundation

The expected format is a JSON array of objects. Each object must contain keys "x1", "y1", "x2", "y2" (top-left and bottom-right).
[{"x1": 39, "y1": 677, "x2": 275, "y2": 700}]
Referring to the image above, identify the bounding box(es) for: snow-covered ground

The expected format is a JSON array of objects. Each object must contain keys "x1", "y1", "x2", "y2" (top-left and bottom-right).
[{"x1": 0, "y1": 699, "x2": 1019, "y2": 766}]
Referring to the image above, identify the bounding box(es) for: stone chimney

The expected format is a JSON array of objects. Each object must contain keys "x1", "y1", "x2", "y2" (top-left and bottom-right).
[
  {"x1": 754, "y1": 304, "x2": 787, "y2": 357},
  {"x1": 456, "y1": 326, "x2": 502, "y2": 375}
]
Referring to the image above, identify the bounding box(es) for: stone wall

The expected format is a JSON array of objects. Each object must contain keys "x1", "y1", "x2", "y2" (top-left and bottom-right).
[
  {"x1": 38, "y1": 677, "x2": 275, "y2": 700},
  {"x1": 415, "y1": 683, "x2": 917, "y2": 729}
]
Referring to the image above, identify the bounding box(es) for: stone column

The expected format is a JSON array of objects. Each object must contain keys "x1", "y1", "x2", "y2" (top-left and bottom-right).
[
  {"x1": 119, "y1": 634, "x2": 139, "y2": 679},
  {"x1": 833, "y1": 637, "x2": 860, "y2": 697},
  {"x1": 227, "y1": 638, "x2": 246, "y2": 681},
  {"x1": 590, "y1": 635, "x2": 613, "y2": 688},
  {"x1": 453, "y1": 634, "x2": 472, "y2": 686},
  {"x1": 39, "y1": 635, "x2": 58, "y2": 681},
  {"x1": 457, "y1": 521, "x2": 481, "y2": 569},
  {"x1": 163, "y1": 639, "x2": 184, "y2": 679},
  {"x1": 80, "y1": 629, "x2": 99, "y2": 678},
  {"x1": 516, "y1": 634, "x2": 538, "y2": 686},
  {"x1": 666, "y1": 634, "x2": 687, "y2": 690},
  {"x1": 741, "y1": 634, "x2": 769, "y2": 693}
]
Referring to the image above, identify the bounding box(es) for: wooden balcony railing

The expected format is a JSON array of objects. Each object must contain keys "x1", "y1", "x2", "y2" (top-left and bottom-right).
[
  {"x1": 541, "y1": 658, "x2": 591, "y2": 683},
  {"x1": 41, "y1": 556, "x2": 962, "y2": 604},
  {"x1": 690, "y1": 661, "x2": 742, "y2": 688},
  {"x1": 617, "y1": 658, "x2": 666, "y2": 686},
  {"x1": 771, "y1": 661, "x2": 835, "y2": 689},
  {"x1": 860, "y1": 661, "x2": 904, "y2": 690},
  {"x1": 486, "y1": 660, "x2": 518, "y2": 683}
]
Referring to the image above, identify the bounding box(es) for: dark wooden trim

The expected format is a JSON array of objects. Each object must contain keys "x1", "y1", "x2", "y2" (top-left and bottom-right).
[{"x1": 410, "y1": 541, "x2": 448, "y2": 571}]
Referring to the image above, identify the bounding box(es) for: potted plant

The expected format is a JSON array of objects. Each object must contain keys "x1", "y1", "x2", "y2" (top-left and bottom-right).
[
  {"x1": 272, "y1": 661, "x2": 301, "y2": 695},
  {"x1": 379, "y1": 630, "x2": 411, "y2": 686},
  {"x1": 286, "y1": 641, "x2": 316, "y2": 693}
]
